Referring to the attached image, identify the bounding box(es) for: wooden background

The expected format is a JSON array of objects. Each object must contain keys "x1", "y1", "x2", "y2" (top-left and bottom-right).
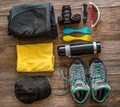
[{"x1": 0, "y1": 0, "x2": 120, "y2": 107}]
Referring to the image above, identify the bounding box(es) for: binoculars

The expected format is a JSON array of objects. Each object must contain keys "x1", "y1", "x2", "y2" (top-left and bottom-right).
[{"x1": 57, "y1": 5, "x2": 81, "y2": 24}]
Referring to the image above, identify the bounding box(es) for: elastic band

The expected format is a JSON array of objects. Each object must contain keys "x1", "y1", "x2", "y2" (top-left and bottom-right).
[
  {"x1": 93, "y1": 42, "x2": 97, "y2": 54},
  {"x1": 65, "y1": 44, "x2": 71, "y2": 57}
]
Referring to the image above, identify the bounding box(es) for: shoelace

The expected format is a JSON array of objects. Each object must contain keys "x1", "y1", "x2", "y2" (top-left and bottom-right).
[
  {"x1": 56, "y1": 64, "x2": 88, "y2": 96},
  {"x1": 70, "y1": 65, "x2": 85, "y2": 85},
  {"x1": 92, "y1": 63, "x2": 104, "y2": 82},
  {"x1": 55, "y1": 69, "x2": 70, "y2": 96}
]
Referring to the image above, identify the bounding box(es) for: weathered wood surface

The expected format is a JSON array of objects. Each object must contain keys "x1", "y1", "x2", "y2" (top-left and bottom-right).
[{"x1": 0, "y1": 0, "x2": 120, "y2": 107}]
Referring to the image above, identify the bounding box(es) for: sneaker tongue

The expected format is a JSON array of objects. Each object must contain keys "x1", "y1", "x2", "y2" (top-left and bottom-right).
[
  {"x1": 94, "y1": 80, "x2": 108, "y2": 90},
  {"x1": 74, "y1": 81, "x2": 87, "y2": 90}
]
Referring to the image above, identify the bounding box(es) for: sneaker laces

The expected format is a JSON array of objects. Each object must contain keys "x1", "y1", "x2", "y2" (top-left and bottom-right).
[
  {"x1": 70, "y1": 65, "x2": 85, "y2": 85},
  {"x1": 56, "y1": 63, "x2": 88, "y2": 96},
  {"x1": 92, "y1": 63, "x2": 104, "y2": 82},
  {"x1": 55, "y1": 69, "x2": 70, "y2": 96}
]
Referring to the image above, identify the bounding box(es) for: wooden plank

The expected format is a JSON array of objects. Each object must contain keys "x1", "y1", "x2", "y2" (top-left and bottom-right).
[{"x1": 0, "y1": 0, "x2": 120, "y2": 106}]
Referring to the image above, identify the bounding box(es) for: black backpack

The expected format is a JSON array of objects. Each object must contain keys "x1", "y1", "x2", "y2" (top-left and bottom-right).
[{"x1": 8, "y1": 3, "x2": 58, "y2": 39}]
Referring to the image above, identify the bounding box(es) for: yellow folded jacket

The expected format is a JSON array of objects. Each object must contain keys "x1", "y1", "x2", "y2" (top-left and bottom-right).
[{"x1": 16, "y1": 43, "x2": 55, "y2": 72}]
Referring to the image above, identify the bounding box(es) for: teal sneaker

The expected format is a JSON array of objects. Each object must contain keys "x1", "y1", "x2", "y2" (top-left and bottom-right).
[
  {"x1": 69, "y1": 59, "x2": 90, "y2": 104},
  {"x1": 89, "y1": 58, "x2": 111, "y2": 103}
]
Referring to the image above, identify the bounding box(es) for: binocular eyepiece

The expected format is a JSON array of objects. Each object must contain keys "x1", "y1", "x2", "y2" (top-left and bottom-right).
[{"x1": 57, "y1": 42, "x2": 101, "y2": 57}]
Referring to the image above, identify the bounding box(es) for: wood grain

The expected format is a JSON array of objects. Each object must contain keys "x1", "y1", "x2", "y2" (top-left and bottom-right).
[{"x1": 0, "y1": 0, "x2": 120, "y2": 107}]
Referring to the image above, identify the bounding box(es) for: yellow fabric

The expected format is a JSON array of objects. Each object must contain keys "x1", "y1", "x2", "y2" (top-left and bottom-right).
[{"x1": 16, "y1": 43, "x2": 55, "y2": 72}]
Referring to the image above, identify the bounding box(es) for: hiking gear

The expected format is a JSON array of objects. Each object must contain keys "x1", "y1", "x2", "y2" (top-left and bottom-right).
[
  {"x1": 88, "y1": 2, "x2": 100, "y2": 28},
  {"x1": 62, "y1": 27, "x2": 91, "y2": 35},
  {"x1": 57, "y1": 5, "x2": 81, "y2": 24},
  {"x1": 69, "y1": 59, "x2": 90, "y2": 104},
  {"x1": 63, "y1": 35, "x2": 92, "y2": 42},
  {"x1": 15, "y1": 76, "x2": 51, "y2": 104},
  {"x1": 55, "y1": 69, "x2": 69, "y2": 96},
  {"x1": 16, "y1": 43, "x2": 55, "y2": 72},
  {"x1": 82, "y1": 4, "x2": 88, "y2": 24},
  {"x1": 8, "y1": 3, "x2": 58, "y2": 39},
  {"x1": 57, "y1": 42, "x2": 101, "y2": 57},
  {"x1": 89, "y1": 58, "x2": 111, "y2": 103}
]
